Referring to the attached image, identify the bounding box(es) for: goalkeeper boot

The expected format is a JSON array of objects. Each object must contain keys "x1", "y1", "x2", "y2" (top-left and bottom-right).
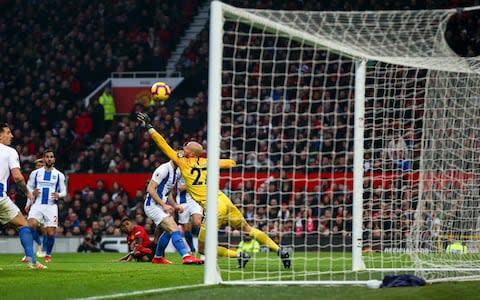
[
  {"x1": 278, "y1": 248, "x2": 291, "y2": 269},
  {"x1": 152, "y1": 257, "x2": 174, "y2": 264},
  {"x1": 237, "y1": 252, "x2": 250, "y2": 269}
]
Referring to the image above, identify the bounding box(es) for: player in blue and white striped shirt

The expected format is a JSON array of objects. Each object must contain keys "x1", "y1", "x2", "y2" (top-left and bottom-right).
[
  {"x1": 26, "y1": 149, "x2": 67, "y2": 263},
  {"x1": 144, "y1": 160, "x2": 203, "y2": 264}
]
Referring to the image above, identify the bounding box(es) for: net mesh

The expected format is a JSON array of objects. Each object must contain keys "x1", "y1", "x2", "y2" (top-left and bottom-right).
[
  {"x1": 215, "y1": 3, "x2": 480, "y2": 283},
  {"x1": 409, "y1": 71, "x2": 480, "y2": 280}
]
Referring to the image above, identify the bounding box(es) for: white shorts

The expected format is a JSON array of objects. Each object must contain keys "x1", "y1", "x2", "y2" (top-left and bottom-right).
[
  {"x1": 177, "y1": 198, "x2": 203, "y2": 224},
  {"x1": 144, "y1": 197, "x2": 169, "y2": 226},
  {"x1": 28, "y1": 204, "x2": 58, "y2": 227},
  {"x1": 0, "y1": 196, "x2": 20, "y2": 224}
]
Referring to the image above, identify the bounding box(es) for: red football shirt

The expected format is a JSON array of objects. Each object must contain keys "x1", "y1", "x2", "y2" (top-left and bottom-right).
[{"x1": 127, "y1": 225, "x2": 152, "y2": 249}]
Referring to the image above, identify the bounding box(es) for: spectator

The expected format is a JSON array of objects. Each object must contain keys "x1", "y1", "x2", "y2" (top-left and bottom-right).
[
  {"x1": 94, "y1": 179, "x2": 109, "y2": 201},
  {"x1": 74, "y1": 110, "x2": 93, "y2": 144},
  {"x1": 77, "y1": 231, "x2": 100, "y2": 253},
  {"x1": 90, "y1": 98, "x2": 105, "y2": 139}
]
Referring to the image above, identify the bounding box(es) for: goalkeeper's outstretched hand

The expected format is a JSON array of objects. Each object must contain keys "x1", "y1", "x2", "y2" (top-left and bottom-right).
[{"x1": 137, "y1": 112, "x2": 153, "y2": 129}]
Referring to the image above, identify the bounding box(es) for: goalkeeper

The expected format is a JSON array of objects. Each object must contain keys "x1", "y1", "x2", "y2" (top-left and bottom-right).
[{"x1": 137, "y1": 113, "x2": 290, "y2": 268}]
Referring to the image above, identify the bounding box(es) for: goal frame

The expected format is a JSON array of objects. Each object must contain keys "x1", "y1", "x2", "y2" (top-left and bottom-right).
[
  {"x1": 206, "y1": 1, "x2": 368, "y2": 284},
  {"x1": 205, "y1": 0, "x2": 480, "y2": 285}
]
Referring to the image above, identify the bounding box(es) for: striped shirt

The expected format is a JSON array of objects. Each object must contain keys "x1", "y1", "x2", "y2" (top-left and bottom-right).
[
  {"x1": 145, "y1": 161, "x2": 180, "y2": 206},
  {"x1": 27, "y1": 167, "x2": 67, "y2": 205},
  {"x1": 0, "y1": 144, "x2": 20, "y2": 197}
]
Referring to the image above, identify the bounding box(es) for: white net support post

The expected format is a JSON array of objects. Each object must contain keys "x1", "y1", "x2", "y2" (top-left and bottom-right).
[{"x1": 206, "y1": 1, "x2": 480, "y2": 285}]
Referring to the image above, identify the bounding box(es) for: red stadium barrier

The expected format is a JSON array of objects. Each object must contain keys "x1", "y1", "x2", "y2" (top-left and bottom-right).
[
  {"x1": 68, "y1": 173, "x2": 151, "y2": 198},
  {"x1": 66, "y1": 170, "x2": 477, "y2": 199},
  {"x1": 68, "y1": 171, "x2": 456, "y2": 198}
]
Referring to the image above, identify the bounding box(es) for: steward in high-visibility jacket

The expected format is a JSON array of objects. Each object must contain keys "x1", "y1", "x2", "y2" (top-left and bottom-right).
[
  {"x1": 99, "y1": 88, "x2": 116, "y2": 121},
  {"x1": 238, "y1": 236, "x2": 260, "y2": 254},
  {"x1": 446, "y1": 241, "x2": 468, "y2": 254}
]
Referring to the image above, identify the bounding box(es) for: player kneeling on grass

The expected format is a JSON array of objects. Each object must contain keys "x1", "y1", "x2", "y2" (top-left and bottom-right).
[
  {"x1": 119, "y1": 217, "x2": 156, "y2": 262},
  {"x1": 144, "y1": 160, "x2": 204, "y2": 265}
]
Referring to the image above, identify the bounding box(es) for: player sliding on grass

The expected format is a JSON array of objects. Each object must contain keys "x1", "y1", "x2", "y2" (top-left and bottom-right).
[
  {"x1": 119, "y1": 217, "x2": 155, "y2": 262},
  {"x1": 137, "y1": 113, "x2": 291, "y2": 269}
]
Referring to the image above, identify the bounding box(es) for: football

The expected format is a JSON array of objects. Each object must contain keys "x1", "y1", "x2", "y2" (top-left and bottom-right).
[{"x1": 150, "y1": 82, "x2": 171, "y2": 101}]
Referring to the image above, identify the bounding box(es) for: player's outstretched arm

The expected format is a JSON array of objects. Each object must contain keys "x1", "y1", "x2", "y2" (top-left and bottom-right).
[
  {"x1": 137, "y1": 113, "x2": 179, "y2": 164},
  {"x1": 219, "y1": 159, "x2": 236, "y2": 169},
  {"x1": 118, "y1": 251, "x2": 134, "y2": 262}
]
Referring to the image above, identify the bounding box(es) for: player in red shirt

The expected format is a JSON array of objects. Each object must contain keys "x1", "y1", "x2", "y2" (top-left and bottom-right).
[{"x1": 118, "y1": 217, "x2": 155, "y2": 262}]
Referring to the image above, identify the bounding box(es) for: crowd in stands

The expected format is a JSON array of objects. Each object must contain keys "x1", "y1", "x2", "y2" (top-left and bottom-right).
[
  {"x1": 1, "y1": 0, "x2": 479, "y2": 252},
  {"x1": 0, "y1": 0, "x2": 203, "y2": 173}
]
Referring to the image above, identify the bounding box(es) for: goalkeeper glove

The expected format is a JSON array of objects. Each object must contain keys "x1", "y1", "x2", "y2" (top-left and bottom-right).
[{"x1": 137, "y1": 112, "x2": 153, "y2": 130}]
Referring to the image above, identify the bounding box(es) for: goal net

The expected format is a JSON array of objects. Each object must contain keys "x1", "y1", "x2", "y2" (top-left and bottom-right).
[{"x1": 206, "y1": 1, "x2": 480, "y2": 285}]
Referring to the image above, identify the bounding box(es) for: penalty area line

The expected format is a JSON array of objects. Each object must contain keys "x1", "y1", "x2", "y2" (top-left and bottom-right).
[{"x1": 68, "y1": 283, "x2": 206, "y2": 300}]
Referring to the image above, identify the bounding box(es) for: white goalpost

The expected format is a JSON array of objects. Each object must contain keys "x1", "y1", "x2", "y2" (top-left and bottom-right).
[{"x1": 206, "y1": 1, "x2": 480, "y2": 285}]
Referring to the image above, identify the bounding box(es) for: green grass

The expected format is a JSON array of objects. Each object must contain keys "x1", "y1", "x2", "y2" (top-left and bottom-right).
[{"x1": 0, "y1": 253, "x2": 477, "y2": 300}]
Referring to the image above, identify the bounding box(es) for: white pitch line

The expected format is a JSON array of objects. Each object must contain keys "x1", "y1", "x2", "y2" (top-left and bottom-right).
[{"x1": 68, "y1": 283, "x2": 206, "y2": 300}]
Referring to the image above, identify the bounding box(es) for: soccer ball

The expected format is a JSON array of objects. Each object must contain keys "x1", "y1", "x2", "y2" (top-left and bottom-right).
[{"x1": 150, "y1": 82, "x2": 171, "y2": 101}]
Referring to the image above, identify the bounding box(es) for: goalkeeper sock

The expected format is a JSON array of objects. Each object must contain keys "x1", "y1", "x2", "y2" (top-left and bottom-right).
[
  {"x1": 248, "y1": 227, "x2": 280, "y2": 252},
  {"x1": 19, "y1": 226, "x2": 36, "y2": 264},
  {"x1": 184, "y1": 230, "x2": 196, "y2": 253},
  {"x1": 154, "y1": 232, "x2": 171, "y2": 257},
  {"x1": 171, "y1": 231, "x2": 188, "y2": 257},
  {"x1": 217, "y1": 246, "x2": 237, "y2": 258}
]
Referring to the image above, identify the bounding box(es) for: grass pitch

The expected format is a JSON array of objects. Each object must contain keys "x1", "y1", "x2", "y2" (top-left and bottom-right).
[{"x1": 0, "y1": 253, "x2": 477, "y2": 300}]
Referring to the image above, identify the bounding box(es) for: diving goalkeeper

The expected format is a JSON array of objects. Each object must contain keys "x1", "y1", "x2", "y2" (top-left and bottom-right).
[{"x1": 137, "y1": 113, "x2": 290, "y2": 268}]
